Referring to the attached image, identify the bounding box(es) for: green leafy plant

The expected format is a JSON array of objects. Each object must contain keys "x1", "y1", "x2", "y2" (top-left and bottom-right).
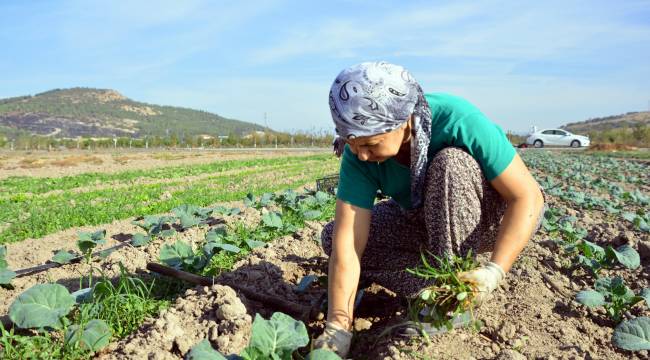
[
  {"x1": 132, "y1": 215, "x2": 176, "y2": 239},
  {"x1": 172, "y1": 204, "x2": 214, "y2": 230},
  {"x1": 52, "y1": 250, "x2": 77, "y2": 265},
  {"x1": 131, "y1": 233, "x2": 152, "y2": 247},
  {"x1": 406, "y1": 251, "x2": 480, "y2": 331},
  {"x1": 77, "y1": 229, "x2": 107, "y2": 259},
  {"x1": 622, "y1": 211, "x2": 649, "y2": 233},
  {"x1": 64, "y1": 319, "x2": 112, "y2": 353},
  {"x1": 186, "y1": 312, "x2": 341, "y2": 360},
  {"x1": 576, "y1": 276, "x2": 649, "y2": 322},
  {"x1": 8, "y1": 283, "x2": 76, "y2": 329},
  {"x1": 564, "y1": 239, "x2": 640, "y2": 275},
  {"x1": 159, "y1": 240, "x2": 206, "y2": 273},
  {"x1": 0, "y1": 245, "x2": 16, "y2": 286},
  {"x1": 613, "y1": 316, "x2": 650, "y2": 351}
]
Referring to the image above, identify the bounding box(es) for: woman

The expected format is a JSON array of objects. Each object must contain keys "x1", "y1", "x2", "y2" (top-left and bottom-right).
[{"x1": 314, "y1": 62, "x2": 545, "y2": 357}]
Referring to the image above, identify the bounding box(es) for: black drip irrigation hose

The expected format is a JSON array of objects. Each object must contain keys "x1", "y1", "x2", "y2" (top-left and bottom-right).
[{"x1": 13, "y1": 242, "x2": 131, "y2": 278}]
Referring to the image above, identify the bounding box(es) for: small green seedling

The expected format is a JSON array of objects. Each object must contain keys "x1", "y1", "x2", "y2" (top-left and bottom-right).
[
  {"x1": 131, "y1": 216, "x2": 176, "y2": 239},
  {"x1": 564, "y1": 239, "x2": 640, "y2": 275},
  {"x1": 77, "y1": 230, "x2": 107, "y2": 262},
  {"x1": 172, "y1": 204, "x2": 214, "y2": 230},
  {"x1": 159, "y1": 240, "x2": 206, "y2": 273},
  {"x1": 576, "y1": 276, "x2": 650, "y2": 322}
]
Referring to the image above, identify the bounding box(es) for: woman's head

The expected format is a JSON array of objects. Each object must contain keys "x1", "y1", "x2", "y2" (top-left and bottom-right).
[
  {"x1": 328, "y1": 61, "x2": 421, "y2": 140},
  {"x1": 345, "y1": 116, "x2": 412, "y2": 162}
]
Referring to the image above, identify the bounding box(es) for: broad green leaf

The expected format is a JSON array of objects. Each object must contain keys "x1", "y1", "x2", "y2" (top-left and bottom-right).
[
  {"x1": 246, "y1": 312, "x2": 308, "y2": 359},
  {"x1": 259, "y1": 193, "x2": 274, "y2": 206},
  {"x1": 204, "y1": 242, "x2": 241, "y2": 254},
  {"x1": 576, "y1": 290, "x2": 605, "y2": 307},
  {"x1": 314, "y1": 191, "x2": 330, "y2": 204},
  {"x1": 613, "y1": 317, "x2": 650, "y2": 351},
  {"x1": 244, "y1": 239, "x2": 266, "y2": 249},
  {"x1": 641, "y1": 289, "x2": 650, "y2": 306},
  {"x1": 161, "y1": 229, "x2": 176, "y2": 238},
  {"x1": 160, "y1": 241, "x2": 194, "y2": 269},
  {"x1": 302, "y1": 210, "x2": 322, "y2": 220},
  {"x1": 611, "y1": 245, "x2": 640, "y2": 269},
  {"x1": 262, "y1": 212, "x2": 283, "y2": 229},
  {"x1": 52, "y1": 250, "x2": 77, "y2": 264},
  {"x1": 0, "y1": 268, "x2": 16, "y2": 285},
  {"x1": 131, "y1": 233, "x2": 152, "y2": 247},
  {"x1": 244, "y1": 193, "x2": 255, "y2": 207},
  {"x1": 206, "y1": 227, "x2": 228, "y2": 242},
  {"x1": 77, "y1": 229, "x2": 106, "y2": 254},
  {"x1": 580, "y1": 240, "x2": 605, "y2": 258},
  {"x1": 9, "y1": 283, "x2": 75, "y2": 329},
  {"x1": 307, "y1": 349, "x2": 342, "y2": 360},
  {"x1": 71, "y1": 287, "x2": 93, "y2": 303},
  {"x1": 186, "y1": 339, "x2": 227, "y2": 360},
  {"x1": 622, "y1": 212, "x2": 637, "y2": 222},
  {"x1": 179, "y1": 213, "x2": 201, "y2": 229},
  {"x1": 65, "y1": 319, "x2": 112, "y2": 352},
  {"x1": 172, "y1": 204, "x2": 200, "y2": 217}
]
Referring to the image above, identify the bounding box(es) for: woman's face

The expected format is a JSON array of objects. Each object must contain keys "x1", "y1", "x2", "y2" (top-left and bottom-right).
[{"x1": 346, "y1": 117, "x2": 411, "y2": 163}]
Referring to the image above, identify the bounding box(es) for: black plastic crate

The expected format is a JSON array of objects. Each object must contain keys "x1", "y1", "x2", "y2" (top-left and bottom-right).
[{"x1": 316, "y1": 174, "x2": 339, "y2": 195}]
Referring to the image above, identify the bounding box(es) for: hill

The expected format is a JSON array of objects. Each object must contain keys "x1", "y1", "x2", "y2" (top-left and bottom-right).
[
  {"x1": 0, "y1": 88, "x2": 266, "y2": 138},
  {"x1": 561, "y1": 111, "x2": 650, "y2": 133}
]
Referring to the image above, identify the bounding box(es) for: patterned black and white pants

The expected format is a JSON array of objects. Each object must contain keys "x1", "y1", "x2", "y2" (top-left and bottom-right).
[{"x1": 321, "y1": 147, "x2": 544, "y2": 297}]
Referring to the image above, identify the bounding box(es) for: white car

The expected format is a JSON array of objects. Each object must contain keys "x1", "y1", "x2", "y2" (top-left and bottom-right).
[{"x1": 526, "y1": 129, "x2": 590, "y2": 148}]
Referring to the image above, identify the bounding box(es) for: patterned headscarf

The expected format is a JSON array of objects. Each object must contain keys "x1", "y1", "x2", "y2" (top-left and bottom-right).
[{"x1": 329, "y1": 61, "x2": 432, "y2": 208}]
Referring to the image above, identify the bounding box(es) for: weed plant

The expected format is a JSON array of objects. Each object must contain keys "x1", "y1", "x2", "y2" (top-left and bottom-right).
[{"x1": 406, "y1": 250, "x2": 480, "y2": 331}]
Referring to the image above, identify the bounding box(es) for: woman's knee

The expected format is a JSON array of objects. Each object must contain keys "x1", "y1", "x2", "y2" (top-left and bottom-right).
[
  {"x1": 320, "y1": 221, "x2": 335, "y2": 256},
  {"x1": 429, "y1": 147, "x2": 481, "y2": 178}
]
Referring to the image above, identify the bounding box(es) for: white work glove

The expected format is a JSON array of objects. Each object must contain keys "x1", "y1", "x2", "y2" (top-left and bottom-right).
[
  {"x1": 457, "y1": 262, "x2": 506, "y2": 305},
  {"x1": 313, "y1": 321, "x2": 352, "y2": 358}
]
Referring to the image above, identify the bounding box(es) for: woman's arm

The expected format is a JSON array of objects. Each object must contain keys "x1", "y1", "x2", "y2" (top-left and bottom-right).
[
  {"x1": 327, "y1": 199, "x2": 372, "y2": 329},
  {"x1": 489, "y1": 153, "x2": 545, "y2": 272}
]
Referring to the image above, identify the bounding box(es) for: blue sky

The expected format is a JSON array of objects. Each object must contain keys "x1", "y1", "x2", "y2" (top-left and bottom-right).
[{"x1": 1, "y1": 0, "x2": 649, "y2": 133}]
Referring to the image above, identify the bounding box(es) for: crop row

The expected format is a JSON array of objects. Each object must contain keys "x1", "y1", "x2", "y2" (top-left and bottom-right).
[
  {"x1": 523, "y1": 150, "x2": 650, "y2": 352},
  {"x1": 1, "y1": 157, "x2": 339, "y2": 243},
  {"x1": 1, "y1": 187, "x2": 340, "y2": 359}
]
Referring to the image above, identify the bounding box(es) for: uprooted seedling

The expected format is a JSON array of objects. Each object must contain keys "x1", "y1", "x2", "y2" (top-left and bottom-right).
[
  {"x1": 406, "y1": 250, "x2": 481, "y2": 331},
  {"x1": 576, "y1": 276, "x2": 650, "y2": 322}
]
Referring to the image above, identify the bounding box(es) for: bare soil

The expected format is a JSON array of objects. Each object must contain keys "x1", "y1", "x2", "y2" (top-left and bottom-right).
[
  {"x1": 1, "y1": 191, "x2": 648, "y2": 359},
  {"x1": 0, "y1": 148, "x2": 328, "y2": 179}
]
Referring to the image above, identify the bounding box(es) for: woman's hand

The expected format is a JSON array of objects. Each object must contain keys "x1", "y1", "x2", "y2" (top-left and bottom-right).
[
  {"x1": 313, "y1": 321, "x2": 353, "y2": 357},
  {"x1": 458, "y1": 262, "x2": 505, "y2": 305}
]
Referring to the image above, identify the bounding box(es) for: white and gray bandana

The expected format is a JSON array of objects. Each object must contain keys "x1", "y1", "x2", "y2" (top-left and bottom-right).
[{"x1": 329, "y1": 61, "x2": 433, "y2": 208}]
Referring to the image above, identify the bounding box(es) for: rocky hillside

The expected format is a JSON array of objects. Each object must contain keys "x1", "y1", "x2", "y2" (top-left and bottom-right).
[
  {"x1": 0, "y1": 88, "x2": 266, "y2": 138},
  {"x1": 561, "y1": 111, "x2": 650, "y2": 133}
]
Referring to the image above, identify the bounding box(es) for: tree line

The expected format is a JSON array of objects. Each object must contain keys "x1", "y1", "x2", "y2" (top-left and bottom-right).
[{"x1": 0, "y1": 130, "x2": 335, "y2": 151}]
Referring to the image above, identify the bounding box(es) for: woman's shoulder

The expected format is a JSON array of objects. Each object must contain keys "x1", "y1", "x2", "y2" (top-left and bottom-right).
[{"x1": 424, "y1": 92, "x2": 478, "y2": 112}]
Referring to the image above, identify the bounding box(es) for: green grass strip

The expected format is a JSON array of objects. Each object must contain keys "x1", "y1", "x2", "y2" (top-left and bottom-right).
[{"x1": 0, "y1": 154, "x2": 331, "y2": 195}]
